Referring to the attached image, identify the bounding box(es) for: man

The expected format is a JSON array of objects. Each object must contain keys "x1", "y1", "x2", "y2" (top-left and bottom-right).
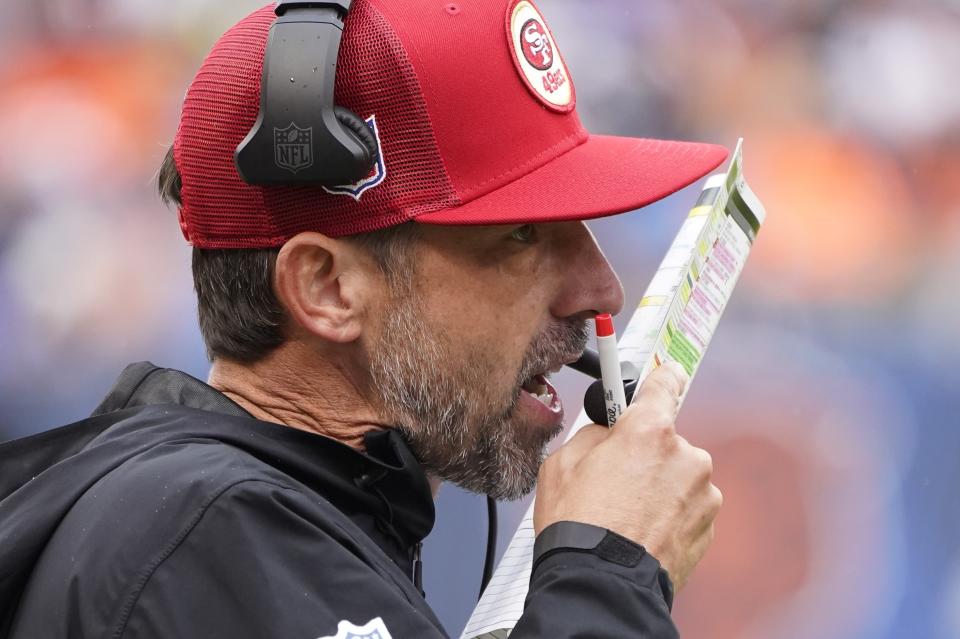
[{"x1": 0, "y1": 1, "x2": 725, "y2": 637}]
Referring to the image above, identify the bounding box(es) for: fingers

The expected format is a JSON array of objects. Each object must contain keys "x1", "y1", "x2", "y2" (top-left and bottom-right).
[
  {"x1": 688, "y1": 482, "x2": 723, "y2": 536},
  {"x1": 684, "y1": 439, "x2": 713, "y2": 484},
  {"x1": 673, "y1": 521, "x2": 717, "y2": 594}
]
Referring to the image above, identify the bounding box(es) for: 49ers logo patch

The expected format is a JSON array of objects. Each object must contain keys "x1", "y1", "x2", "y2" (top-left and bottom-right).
[
  {"x1": 521, "y1": 18, "x2": 553, "y2": 70},
  {"x1": 506, "y1": 0, "x2": 575, "y2": 112}
]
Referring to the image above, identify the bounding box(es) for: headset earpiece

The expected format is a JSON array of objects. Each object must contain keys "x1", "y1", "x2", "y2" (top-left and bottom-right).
[{"x1": 334, "y1": 106, "x2": 378, "y2": 167}]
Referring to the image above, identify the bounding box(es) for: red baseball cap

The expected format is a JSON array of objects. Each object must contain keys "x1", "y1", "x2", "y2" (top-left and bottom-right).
[{"x1": 173, "y1": 0, "x2": 728, "y2": 248}]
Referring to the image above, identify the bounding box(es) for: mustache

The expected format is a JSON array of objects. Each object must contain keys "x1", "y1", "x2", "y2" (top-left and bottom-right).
[{"x1": 516, "y1": 318, "x2": 590, "y2": 387}]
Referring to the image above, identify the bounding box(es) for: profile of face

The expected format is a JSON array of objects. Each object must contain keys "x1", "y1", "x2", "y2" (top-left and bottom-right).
[{"x1": 366, "y1": 221, "x2": 623, "y2": 500}]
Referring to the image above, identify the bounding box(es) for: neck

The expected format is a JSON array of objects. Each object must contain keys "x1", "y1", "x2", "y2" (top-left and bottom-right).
[
  {"x1": 207, "y1": 343, "x2": 386, "y2": 451},
  {"x1": 207, "y1": 343, "x2": 444, "y2": 497}
]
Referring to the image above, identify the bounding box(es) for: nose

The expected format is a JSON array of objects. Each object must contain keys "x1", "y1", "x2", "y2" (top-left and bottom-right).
[{"x1": 550, "y1": 222, "x2": 625, "y2": 321}]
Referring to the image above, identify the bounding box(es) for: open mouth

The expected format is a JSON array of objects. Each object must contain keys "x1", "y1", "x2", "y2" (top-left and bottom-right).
[
  {"x1": 520, "y1": 373, "x2": 561, "y2": 413},
  {"x1": 522, "y1": 373, "x2": 552, "y2": 405},
  {"x1": 515, "y1": 351, "x2": 584, "y2": 423}
]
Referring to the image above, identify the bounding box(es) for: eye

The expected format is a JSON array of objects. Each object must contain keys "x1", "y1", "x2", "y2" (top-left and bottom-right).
[{"x1": 509, "y1": 224, "x2": 536, "y2": 243}]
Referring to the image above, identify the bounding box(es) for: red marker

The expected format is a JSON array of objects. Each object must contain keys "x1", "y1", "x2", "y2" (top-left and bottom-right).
[{"x1": 595, "y1": 313, "x2": 627, "y2": 427}]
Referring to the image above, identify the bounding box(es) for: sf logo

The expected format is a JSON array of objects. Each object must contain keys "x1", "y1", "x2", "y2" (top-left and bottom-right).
[{"x1": 521, "y1": 18, "x2": 553, "y2": 70}]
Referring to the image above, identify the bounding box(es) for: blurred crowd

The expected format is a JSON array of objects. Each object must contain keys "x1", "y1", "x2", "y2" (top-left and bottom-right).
[{"x1": 1, "y1": 1, "x2": 958, "y2": 637}]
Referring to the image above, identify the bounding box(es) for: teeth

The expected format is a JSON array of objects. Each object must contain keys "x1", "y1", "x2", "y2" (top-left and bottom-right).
[
  {"x1": 523, "y1": 374, "x2": 547, "y2": 394},
  {"x1": 522, "y1": 374, "x2": 555, "y2": 407}
]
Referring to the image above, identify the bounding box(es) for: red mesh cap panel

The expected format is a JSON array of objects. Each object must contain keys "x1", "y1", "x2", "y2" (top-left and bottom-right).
[{"x1": 175, "y1": 2, "x2": 458, "y2": 248}]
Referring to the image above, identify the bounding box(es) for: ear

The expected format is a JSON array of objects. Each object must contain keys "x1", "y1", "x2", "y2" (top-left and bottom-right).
[{"x1": 273, "y1": 232, "x2": 371, "y2": 343}]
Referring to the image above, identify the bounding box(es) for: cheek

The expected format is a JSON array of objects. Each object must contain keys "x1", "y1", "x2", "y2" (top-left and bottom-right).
[
  {"x1": 445, "y1": 235, "x2": 552, "y2": 308},
  {"x1": 418, "y1": 267, "x2": 548, "y2": 381},
  {"x1": 411, "y1": 227, "x2": 571, "y2": 393}
]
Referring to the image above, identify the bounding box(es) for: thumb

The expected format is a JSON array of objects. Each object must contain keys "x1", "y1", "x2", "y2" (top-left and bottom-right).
[{"x1": 630, "y1": 361, "x2": 688, "y2": 421}]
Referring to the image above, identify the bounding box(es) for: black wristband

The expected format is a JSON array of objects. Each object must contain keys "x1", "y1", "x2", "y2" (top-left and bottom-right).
[
  {"x1": 533, "y1": 521, "x2": 647, "y2": 570},
  {"x1": 532, "y1": 521, "x2": 675, "y2": 610}
]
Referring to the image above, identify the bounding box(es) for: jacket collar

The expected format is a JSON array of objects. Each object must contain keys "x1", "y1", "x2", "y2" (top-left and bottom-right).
[
  {"x1": 92, "y1": 361, "x2": 251, "y2": 418},
  {"x1": 95, "y1": 362, "x2": 436, "y2": 548}
]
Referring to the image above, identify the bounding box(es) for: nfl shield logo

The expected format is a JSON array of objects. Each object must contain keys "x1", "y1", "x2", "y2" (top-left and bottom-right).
[
  {"x1": 274, "y1": 122, "x2": 313, "y2": 174},
  {"x1": 316, "y1": 617, "x2": 393, "y2": 639},
  {"x1": 322, "y1": 114, "x2": 386, "y2": 201}
]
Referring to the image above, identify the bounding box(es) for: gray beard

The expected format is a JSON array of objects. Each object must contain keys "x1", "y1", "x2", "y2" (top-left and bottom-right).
[{"x1": 368, "y1": 292, "x2": 588, "y2": 501}]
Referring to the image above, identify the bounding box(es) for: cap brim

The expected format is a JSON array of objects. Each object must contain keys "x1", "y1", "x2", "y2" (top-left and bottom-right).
[{"x1": 414, "y1": 135, "x2": 728, "y2": 225}]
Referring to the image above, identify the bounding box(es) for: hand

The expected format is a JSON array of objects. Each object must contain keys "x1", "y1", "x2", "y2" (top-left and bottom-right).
[{"x1": 533, "y1": 362, "x2": 722, "y2": 592}]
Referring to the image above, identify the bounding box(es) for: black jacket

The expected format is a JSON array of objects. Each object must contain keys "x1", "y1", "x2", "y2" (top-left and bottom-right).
[{"x1": 0, "y1": 363, "x2": 678, "y2": 638}]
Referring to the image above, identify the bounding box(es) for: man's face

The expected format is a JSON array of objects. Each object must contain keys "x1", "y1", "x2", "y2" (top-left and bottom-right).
[{"x1": 366, "y1": 221, "x2": 623, "y2": 500}]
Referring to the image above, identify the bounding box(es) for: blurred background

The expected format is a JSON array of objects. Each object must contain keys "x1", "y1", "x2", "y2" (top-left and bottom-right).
[{"x1": 1, "y1": 0, "x2": 958, "y2": 637}]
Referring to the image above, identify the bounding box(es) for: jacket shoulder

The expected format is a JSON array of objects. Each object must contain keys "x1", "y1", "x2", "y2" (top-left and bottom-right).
[
  {"x1": 10, "y1": 437, "x2": 305, "y2": 638},
  {"x1": 64, "y1": 433, "x2": 301, "y2": 558}
]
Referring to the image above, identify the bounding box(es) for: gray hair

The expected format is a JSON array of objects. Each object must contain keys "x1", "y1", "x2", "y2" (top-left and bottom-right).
[{"x1": 157, "y1": 146, "x2": 418, "y2": 362}]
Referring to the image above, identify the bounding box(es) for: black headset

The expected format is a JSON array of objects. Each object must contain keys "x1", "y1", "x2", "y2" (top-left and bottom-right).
[{"x1": 234, "y1": 0, "x2": 378, "y2": 186}]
